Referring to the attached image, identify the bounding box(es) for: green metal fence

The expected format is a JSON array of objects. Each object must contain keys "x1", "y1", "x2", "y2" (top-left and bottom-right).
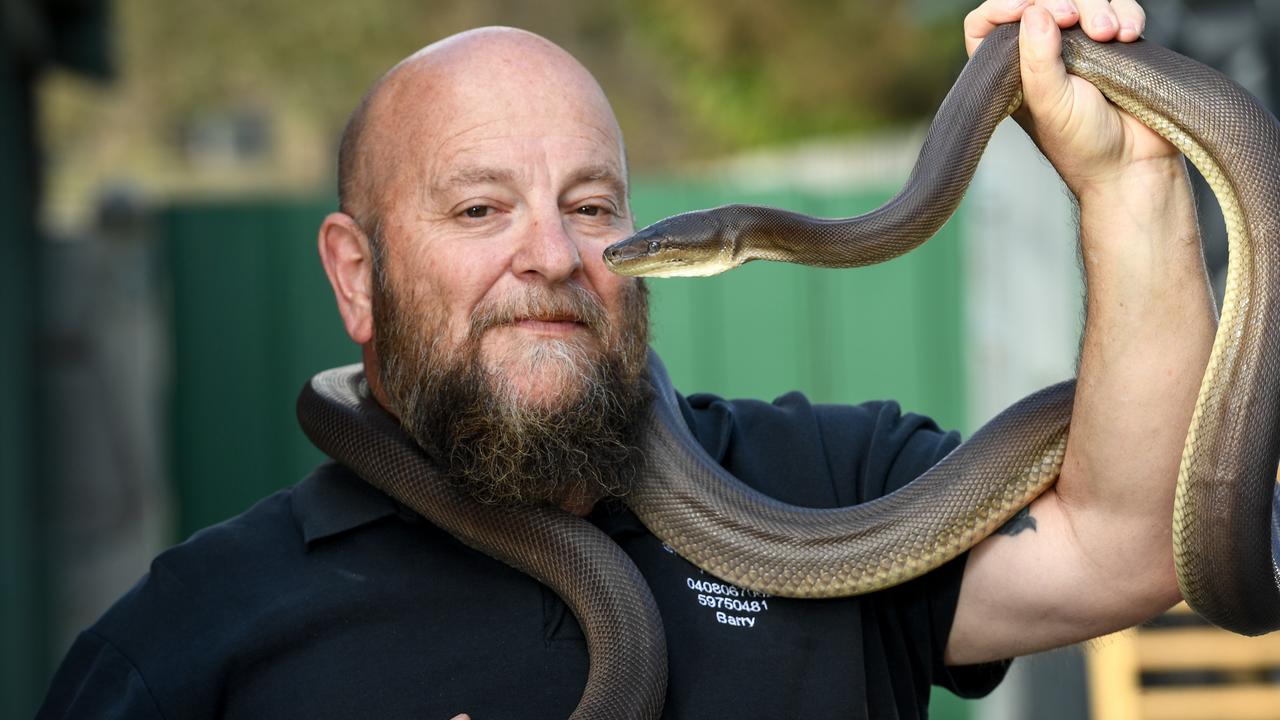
[{"x1": 163, "y1": 200, "x2": 358, "y2": 536}]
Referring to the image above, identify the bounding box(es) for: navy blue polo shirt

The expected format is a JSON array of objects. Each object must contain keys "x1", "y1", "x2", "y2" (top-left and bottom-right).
[{"x1": 39, "y1": 389, "x2": 1008, "y2": 719}]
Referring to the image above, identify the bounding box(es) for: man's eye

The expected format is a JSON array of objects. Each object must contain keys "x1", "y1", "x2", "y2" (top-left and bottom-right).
[
  {"x1": 464, "y1": 206, "x2": 491, "y2": 218},
  {"x1": 576, "y1": 205, "x2": 601, "y2": 217}
]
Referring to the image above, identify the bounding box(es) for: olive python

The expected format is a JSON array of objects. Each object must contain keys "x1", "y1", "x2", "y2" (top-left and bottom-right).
[{"x1": 297, "y1": 22, "x2": 1280, "y2": 720}]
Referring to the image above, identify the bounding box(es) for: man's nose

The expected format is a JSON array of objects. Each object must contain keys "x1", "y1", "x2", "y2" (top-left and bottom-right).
[{"x1": 512, "y1": 212, "x2": 583, "y2": 283}]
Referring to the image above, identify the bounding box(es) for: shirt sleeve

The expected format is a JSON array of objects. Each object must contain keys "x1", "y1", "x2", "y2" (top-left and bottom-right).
[
  {"x1": 36, "y1": 630, "x2": 165, "y2": 720},
  {"x1": 814, "y1": 397, "x2": 1011, "y2": 700}
]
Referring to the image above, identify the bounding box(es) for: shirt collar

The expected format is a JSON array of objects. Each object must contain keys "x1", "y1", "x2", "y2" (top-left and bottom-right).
[
  {"x1": 290, "y1": 387, "x2": 715, "y2": 545},
  {"x1": 290, "y1": 461, "x2": 403, "y2": 546}
]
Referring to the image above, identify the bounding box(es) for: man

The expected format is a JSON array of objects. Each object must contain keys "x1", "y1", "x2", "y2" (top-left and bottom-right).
[{"x1": 40, "y1": 0, "x2": 1215, "y2": 717}]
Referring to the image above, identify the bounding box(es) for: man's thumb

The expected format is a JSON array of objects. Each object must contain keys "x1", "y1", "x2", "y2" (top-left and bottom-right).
[{"x1": 1018, "y1": 6, "x2": 1070, "y2": 122}]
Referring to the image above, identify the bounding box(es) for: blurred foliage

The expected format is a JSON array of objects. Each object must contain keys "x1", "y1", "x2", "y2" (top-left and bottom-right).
[
  {"x1": 39, "y1": 0, "x2": 970, "y2": 217},
  {"x1": 631, "y1": 0, "x2": 968, "y2": 152}
]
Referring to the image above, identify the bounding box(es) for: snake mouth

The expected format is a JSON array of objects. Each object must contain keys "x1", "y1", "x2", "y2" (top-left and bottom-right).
[
  {"x1": 605, "y1": 245, "x2": 729, "y2": 278},
  {"x1": 606, "y1": 254, "x2": 692, "y2": 278}
]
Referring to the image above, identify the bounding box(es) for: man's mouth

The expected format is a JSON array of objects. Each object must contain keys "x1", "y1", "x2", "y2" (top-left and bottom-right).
[{"x1": 512, "y1": 316, "x2": 587, "y2": 335}]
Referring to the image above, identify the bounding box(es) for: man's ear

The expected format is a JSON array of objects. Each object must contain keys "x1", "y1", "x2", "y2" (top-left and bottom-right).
[{"x1": 318, "y1": 212, "x2": 376, "y2": 345}]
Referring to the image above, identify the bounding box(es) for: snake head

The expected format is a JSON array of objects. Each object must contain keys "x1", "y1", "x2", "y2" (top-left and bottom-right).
[{"x1": 603, "y1": 211, "x2": 735, "y2": 278}]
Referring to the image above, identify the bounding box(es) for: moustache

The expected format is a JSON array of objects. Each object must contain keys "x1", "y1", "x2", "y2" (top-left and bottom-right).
[{"x1": 468, "y1": 284, "x2": 611, "y2": 340}]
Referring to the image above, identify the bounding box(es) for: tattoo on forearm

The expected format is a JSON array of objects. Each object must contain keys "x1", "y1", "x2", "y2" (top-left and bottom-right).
[{"x1": 995, "y1": 506, "x2": 1037, "y2": 536}]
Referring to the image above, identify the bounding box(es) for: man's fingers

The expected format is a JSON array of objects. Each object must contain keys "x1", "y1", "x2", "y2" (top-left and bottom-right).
[
  {"x1": 1072, "y1": 0, "x2": 1121, "y2": 40},
  {"x1": 964, "y1": 0, "x2": 1034, "y2": 56},
  {"x1": 1037, "y1": 0, "x2": 1080, "y2": 28},
  {"x1": 968, "y1": 0, "x2": 1146, "y2": 55},
  {"x1": 1111, "y1": 0, "x2": 1147, "y2": 41}
]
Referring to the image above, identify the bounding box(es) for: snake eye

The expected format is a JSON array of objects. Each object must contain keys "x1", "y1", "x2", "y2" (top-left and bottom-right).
[{"x1": 647, "y1": 239, "x2": 661, "y2": 253}]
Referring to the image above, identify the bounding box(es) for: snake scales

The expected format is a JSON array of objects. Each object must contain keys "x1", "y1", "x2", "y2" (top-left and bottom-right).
[{"x1": 297, "y1": 22, "x2": 1280, "y2": 719}]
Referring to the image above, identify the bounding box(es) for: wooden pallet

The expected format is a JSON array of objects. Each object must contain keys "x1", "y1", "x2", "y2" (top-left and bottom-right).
[{"x1": 1087, "y1": 603, "x2": 1280, "y2": 720}]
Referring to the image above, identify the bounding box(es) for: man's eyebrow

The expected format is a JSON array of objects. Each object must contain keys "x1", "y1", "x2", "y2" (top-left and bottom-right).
[
  {"x1": 568, "y1": 164, "x2": 628, "y2": 199},
  {"x1": 434, "y1": 166, "x2": 517, "y2": 194}
]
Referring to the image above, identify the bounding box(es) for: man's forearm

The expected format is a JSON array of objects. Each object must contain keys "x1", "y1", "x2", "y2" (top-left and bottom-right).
[{"x1": 1057, "y1": 157, "x2": 1217, "y2": 617}]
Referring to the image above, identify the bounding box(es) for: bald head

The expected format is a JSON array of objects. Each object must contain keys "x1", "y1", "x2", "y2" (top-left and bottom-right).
[{"x1": 337, "y1": 27, "x2": 625, "y2": 238}]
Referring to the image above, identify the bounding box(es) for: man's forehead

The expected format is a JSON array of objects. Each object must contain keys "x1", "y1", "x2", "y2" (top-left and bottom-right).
[
  {"x1": 378, "y1": 30, "x2": 614, "y2": 126},
  {"x1": 355, "y1": 28, "x2": 627, "y2": 209},
  {"x1": 383, "y1": 66, "x2": 620, "y2": 150},
  {"x1": 431, "y1": 160, "x2": 627, "y2": 194}
]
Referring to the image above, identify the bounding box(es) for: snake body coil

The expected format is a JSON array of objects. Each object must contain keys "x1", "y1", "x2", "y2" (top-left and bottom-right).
[
  {"x1": 298, "y1": 22, "x2": 1280, "y2": 720},
  {"x1": 608, "y1": 23, "x2": 1280, "y2": 636}
]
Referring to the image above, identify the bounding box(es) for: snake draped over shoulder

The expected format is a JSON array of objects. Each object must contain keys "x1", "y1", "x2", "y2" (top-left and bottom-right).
[{"x1": 298, "y1": 21, "x2": 1280, "y2": 720}]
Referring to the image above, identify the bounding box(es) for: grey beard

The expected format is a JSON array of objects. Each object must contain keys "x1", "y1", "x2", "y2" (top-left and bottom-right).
[{"x1": 373, "y1": 278, "x2": 651, "y2": 508}]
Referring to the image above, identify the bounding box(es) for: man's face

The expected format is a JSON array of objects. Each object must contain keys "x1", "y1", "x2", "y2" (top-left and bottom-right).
[
  {"x1": 374, "y1": 69, "x2": 642, "y2": 408},
  {"x1": 364, "y1": 51, "x2": 651, "y2": 507}
]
